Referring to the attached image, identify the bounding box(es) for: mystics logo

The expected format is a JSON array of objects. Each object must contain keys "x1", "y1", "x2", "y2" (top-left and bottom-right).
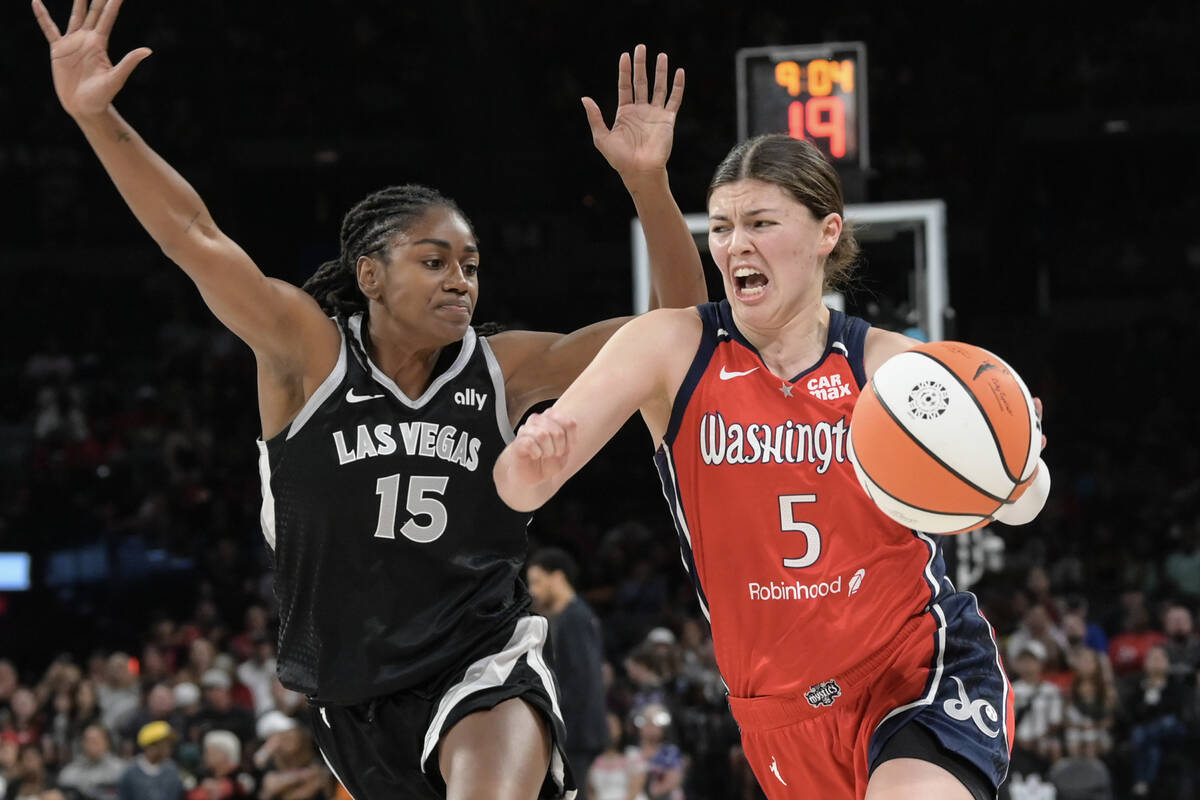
[{"x1": 805, "y1": 679, "x2": 842, "y2": 708}]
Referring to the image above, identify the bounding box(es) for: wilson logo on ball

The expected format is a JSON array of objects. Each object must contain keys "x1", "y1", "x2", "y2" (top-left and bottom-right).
[{"x1": 907, "y1": 381, "x2": 950, "y2": 420}]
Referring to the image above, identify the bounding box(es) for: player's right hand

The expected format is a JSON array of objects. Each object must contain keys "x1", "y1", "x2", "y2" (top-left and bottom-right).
[
  {"x1": 32, "y1": 0, "x2": 152, "y2": 118},
  {"x1": 508, "y1": 408, "x2": 577, "y2": 486}
]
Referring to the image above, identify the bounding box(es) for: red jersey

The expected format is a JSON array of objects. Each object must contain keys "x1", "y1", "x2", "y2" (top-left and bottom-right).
[{"x1": 654, "y1": 301, "x2": 946, "y2": 699}]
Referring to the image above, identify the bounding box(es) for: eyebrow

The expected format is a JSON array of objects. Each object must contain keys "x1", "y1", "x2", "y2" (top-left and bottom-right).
[
  {"x1": 709, "y1": 208, "x2": 779, "y2": 221},
  {"x1": 411, "y1": 238, "x2": 479, "y2": 253}
]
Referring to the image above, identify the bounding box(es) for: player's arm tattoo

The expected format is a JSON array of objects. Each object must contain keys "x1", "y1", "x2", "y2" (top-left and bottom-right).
[
  {"x1": 115, "y1": 129, "x2": 131, "y2": 142},
  {"x1": 184, "y1": 210, "x2": 201, "y2": 233}
]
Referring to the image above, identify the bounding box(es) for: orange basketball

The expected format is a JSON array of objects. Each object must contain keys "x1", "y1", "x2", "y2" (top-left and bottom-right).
[{"x1": 846, "y1": 341, "x2": 1043, "y2": 534}]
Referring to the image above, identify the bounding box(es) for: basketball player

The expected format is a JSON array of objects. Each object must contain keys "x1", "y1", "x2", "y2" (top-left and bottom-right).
[
  {"x1": 31, "y1": 1, "x2": 706, "y2": 797},
  {"x1": 494, "y1": 133, "x2": 1052, "y2": 800}
]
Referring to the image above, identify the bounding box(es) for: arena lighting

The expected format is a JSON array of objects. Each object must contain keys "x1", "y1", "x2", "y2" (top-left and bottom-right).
[{"x1": 0, "y1": 552, "x2": 31, "y2": 591}]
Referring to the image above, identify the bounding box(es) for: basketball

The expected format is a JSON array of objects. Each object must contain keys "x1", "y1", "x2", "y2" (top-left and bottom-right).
[{"x1": 847, "y1": 341, "x2": 1047, "y2": 534}]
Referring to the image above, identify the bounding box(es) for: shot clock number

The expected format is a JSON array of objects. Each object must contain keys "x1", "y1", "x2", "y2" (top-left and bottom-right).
[{"x1": 737, "y1": 43, "x2": 868, "y2": 171}]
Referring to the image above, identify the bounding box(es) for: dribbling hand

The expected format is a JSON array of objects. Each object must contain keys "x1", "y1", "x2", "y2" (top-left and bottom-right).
[
  {"x1": 509, "y1": 409, "x2": 577, "y2": 486},
  {"x1": 582, "y1": 44, "x2": 684, "y2": 190},
  {"x1": 32, "y1": 0, "x2": 152, "y2": 118}
]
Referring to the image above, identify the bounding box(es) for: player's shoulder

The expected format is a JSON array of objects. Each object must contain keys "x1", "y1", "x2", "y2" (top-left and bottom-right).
[{"x1": 863, "y1": 327, "x2": 922, "y2": 378}]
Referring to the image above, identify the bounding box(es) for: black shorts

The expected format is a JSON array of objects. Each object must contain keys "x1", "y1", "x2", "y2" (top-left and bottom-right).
[
  {"x1": 309, "y1": 615, "x2": 576, "y2": 800},
  {"x1": 872, "y1": 720, "x2": 995, "y2": 800}
]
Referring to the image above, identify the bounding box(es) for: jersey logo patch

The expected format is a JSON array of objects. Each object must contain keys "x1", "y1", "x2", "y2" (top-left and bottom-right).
[
  {"x1": 453, "y1": 388, "x2": 488, "y2": 410},
  {"x1": 943, "y1": 676, "x2": 1000, "y2": 738},
  {"x1": 769, "y1": 756, "x2": 788, "y2": 786},
  {"x1": 719, "y1": 366, "x2": 758, "y2": 381},
  {"x1": 346, "y1": 388, "x2": 385, "y2": 404},
  {"x1": 805, "y1": 679, "x2": 842, "y2": 708},
  {"x1": 807, "y1": 373, "x2": 851, "y2": 400}
]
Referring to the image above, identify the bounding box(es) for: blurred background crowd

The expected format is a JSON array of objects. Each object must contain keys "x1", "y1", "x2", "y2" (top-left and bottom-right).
[{"x1": 3, "y1": 2, "x2": 1199, "y2": 799}]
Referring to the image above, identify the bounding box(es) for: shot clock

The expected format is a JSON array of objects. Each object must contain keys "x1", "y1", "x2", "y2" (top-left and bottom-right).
[{"x1": 736, "y1": 42, "x2": 868, "y2": 171}]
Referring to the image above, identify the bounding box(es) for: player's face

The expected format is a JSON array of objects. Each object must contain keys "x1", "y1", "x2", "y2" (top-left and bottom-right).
[
  {"x1": 367, "y1": 207, "x2": 480, "y2": 345},
  {"x1": 707, "y1": 179, "x2": 840, "y2": 325}
]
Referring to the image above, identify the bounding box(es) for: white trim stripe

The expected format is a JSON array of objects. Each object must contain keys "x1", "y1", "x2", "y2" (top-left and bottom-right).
[
  {"x1": 874, "y1": 602, "x2": 948, "y2": 732},
  {"x1": 348, "y1": 314, "x2": 477, "y2": 409},
  {"x1": 419, "y1": 616, "x2": 547, "y2": 770},
  {"x1": 657, "y1": 445, "x2": 711, "y2": 622},
  {"x1": 477, "y1": 336, "x2": 515, "y2": 444},
  {"x1": 256, "y1": 440, "x2": 277, "y2": 550},
  {"x1": 524, "y1": 638, "x2": 574, "y2": 799},
  {"x1": 286, "y1": 325, "x2": 348, "y2": 440},
  {"x1": 972, "y1": 591, "x2": 1012, "y2": 783},
  {"x1": 317, "y1": 746, "x2": 360, "y2": 800}
]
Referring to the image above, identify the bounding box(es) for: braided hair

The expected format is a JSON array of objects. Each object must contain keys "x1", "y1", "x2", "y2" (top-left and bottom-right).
[{"x1": 303, "y1": 184, "x2": 469, "y2": 318}]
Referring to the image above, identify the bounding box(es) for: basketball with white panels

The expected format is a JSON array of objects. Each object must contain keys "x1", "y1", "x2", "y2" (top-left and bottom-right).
[{"x1": 847, "y1": 341, "x2": 1047, "y2": 534}]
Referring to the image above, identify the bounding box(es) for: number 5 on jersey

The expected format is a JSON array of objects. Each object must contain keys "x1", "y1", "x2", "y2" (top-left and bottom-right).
[
  {"x1": 780, "y1": 494, "x2": 821, "y2": 568},
  {"x1": 374, "y1": 473, "x2": 449, "y2": 543}
]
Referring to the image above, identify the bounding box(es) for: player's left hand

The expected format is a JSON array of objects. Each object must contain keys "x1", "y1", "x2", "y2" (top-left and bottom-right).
[{"x1": 582, "y1": 44, "x2": 684, "y2": 191}]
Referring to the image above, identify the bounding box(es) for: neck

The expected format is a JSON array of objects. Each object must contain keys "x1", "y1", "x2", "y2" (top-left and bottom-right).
[
  {"x1": 732, "y1": 295, "x2": 830, "y2": 379},
  {"x1": 548, "y1": 589, "x2": 575, "y2": 616},
  {"x1": 365, "y1": 310, "x2": 453, "y2": 398}
]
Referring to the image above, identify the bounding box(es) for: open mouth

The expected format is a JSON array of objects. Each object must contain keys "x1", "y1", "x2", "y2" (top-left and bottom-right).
[{"x1": 733, "y1": 267, "x2": 769, "y2": 297}]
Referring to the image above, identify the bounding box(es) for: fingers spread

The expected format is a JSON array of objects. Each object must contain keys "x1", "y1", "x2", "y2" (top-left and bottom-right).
[
  {"x1": 112, "y1": 46, "x2": 152, "y2": 86},
  {"x1": 632, "y1": 43, "x2": 648, "y2": 104},
  {"x1": 65, "y1": 0, "x2": 86, "y2": 33},
  {"x1": 32, "y1": 0, "x2": 62, "y2": 43},
  {"x1": 651, "y1": 52, "x2": 669, "y2": 106},
  {"x1": 82, "y1": 0, "x2": 107, "y2": 30},
  {"x1": 96, "y1": 0, "x2": 125, "y2": 37},
  {"x1": 665, "y1": 67, "x2": 685, "y2": 114},
  {"x1": 581, "y1": 97, "x2": 608, "y2": 139},
  {"x1": 617, "y1": 51, "x2": 632, "y2": 107}
]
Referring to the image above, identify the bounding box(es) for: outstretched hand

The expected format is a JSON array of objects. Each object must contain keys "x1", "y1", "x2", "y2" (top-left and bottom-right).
[
  {"x1": 32, "y1": 0, "x2": 152, "y2": 118},
  {"x1": 583, "y1": 44, "x2": 684, "y2": 190}
]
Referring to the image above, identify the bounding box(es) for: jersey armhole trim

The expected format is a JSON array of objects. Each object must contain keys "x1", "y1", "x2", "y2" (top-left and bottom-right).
[
  {"x1": 662, "y1": 304, "x2": 720, "y2": 447},
  {"x1": 479, "y1": 337, "x2": 515, "y2": 444},
  {"x1": 285, "y1": 325, "x2": 349, "y2": 441}
]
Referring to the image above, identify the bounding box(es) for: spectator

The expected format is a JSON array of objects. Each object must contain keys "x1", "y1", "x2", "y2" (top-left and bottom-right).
[
  {"x1": 253, "y1": 714, "x2": 327, "y2": 800},
  {"x1": 185, "y1": 731, "x2": 254, "y2": 800},
  {"x1": 1108, "y1": 593, "x2": 1167, "y2": 678},
  {"x1": 1062, "y1": 595, "x2": 1110, "y2": 655},
  {"x1": 587, "y1": 712, "x2": 640, "y2": 800},
  {"x1": 4, "y1": 690, "x2": 41, "y2": 749},
  {"x1": 1010, "y1": 640, "x2": 1064, "y2": 778},
  {"x1": 628, "y1": 703, "x2": 685, "y2": 800},
  {"x1": 0, "y1": 663, "x2": 18, "y2": 717},
  {"x1": 1007, "y1": 604, "x2": 1071, "y2": 673},
  {"x1": 56, "y1": 724, "x2": 128, "y2": 800},
  {"x1": 1062, "y1": 649, "x2": 1117, "y2": 759},
  {"x1": 0, "y1": 739, "x2": 18, "y2": 798},
  {"x1": 118, "y1": 686, "x2": 183, "y2": 752},
  {"x1": 70, "y1": 683, "x2": 103, "y2": 755},
  {"x1": 1161, "y1": 604, "x2": 1200, "y2": 682},
  {"x1": 3, "y1": 746, "x2": 48, "y2": 800},
  {"x1": 1163, "y1": 520, "x2": 1200, "y2": 600},
  {"x1": 233, "y1": 636, "x2": 275, "y2": 719},
  {"x1": 1119, "y1": 646, "x2": 1190, "y2": 798},
  {"x1": 191, "y1": 673, "x2": 253, "y2": 745},
  {"x1": 96, "y1": 657, "x2": 140, "y2": 734},
  {"x1": 527, "y1": 548, "x2": 609, "y2": 797},
  {"x1": 118, "y1": 722, "x2": 183, "y2": 800}
]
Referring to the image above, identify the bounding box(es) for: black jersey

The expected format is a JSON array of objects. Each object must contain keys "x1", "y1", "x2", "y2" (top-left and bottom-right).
[{"x1": 257, "y1": 314, "x2": 533, "y2": 704}]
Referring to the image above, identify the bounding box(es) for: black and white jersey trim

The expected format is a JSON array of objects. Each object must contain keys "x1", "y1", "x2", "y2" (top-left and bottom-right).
[{"x1": 347, "y1": 315, "x2": 478, "y2": 410}]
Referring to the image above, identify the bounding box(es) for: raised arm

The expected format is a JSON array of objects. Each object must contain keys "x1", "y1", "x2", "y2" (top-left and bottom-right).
[
  {"x1": 583, "y1": 44, "x2": 707, "y2": 310},
  {"x1": 493, "y1": 308, "x2": 698, "y2": 511},
  {"x1": 31, "y1": 0, "x2": 336, "y2": 380}
]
